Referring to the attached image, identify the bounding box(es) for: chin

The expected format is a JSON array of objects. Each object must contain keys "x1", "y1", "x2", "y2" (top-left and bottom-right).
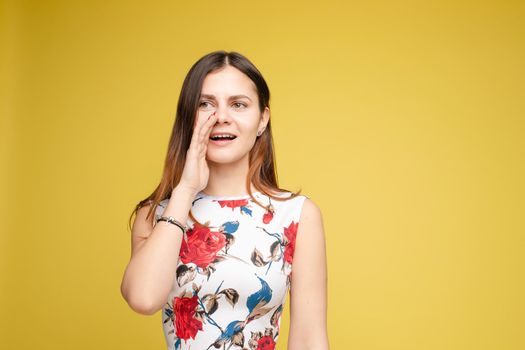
[{"x1": 206, "y1": 151, "x2": 247, "y2": 165}]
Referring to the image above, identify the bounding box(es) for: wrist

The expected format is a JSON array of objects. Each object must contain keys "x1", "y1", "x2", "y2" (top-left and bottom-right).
[{"x1": 172, "y1": 184, "x2": 198, "y2": 199}]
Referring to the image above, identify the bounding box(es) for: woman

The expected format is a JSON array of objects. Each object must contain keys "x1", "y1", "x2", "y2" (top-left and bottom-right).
[{"x1": 120, "y1": 51, "x2": 329, "y2": 350}]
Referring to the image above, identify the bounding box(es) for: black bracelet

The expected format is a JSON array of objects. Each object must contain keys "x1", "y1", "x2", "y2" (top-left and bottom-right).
[{"x1": 156, "y1": 216, "x2": 187, "y2": 234}]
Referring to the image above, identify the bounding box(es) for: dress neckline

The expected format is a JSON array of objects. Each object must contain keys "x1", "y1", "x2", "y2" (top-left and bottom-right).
[{"x1": 197, "y1": 191, "x2": 263, "y2": 200}]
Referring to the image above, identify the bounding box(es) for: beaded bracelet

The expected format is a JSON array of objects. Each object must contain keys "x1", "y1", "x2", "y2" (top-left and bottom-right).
[{"x1": 156, "y1": 216, "x2": 187, "y2": 234}]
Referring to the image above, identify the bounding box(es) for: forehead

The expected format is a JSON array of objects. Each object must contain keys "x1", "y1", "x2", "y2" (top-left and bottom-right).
[{"x1": 201, "y1": 65, "x2": 257, "y2": 97}]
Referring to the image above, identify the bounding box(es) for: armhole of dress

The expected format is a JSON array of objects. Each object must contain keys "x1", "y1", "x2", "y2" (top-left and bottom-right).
[
  {"x1": 296, "y1": 194, "x2": 309, "y2": 226},
  {"x1": 289, "y1": 194, "x2": 309, "y2": 278},
  {"x1": 153, "y1": 199, "x2": 168, "y2": 229}
]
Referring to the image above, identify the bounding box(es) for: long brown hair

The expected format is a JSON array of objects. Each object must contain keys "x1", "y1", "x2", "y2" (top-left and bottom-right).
[{"x1": 128, "y1": 50, "x2": 302, "y2": 231}]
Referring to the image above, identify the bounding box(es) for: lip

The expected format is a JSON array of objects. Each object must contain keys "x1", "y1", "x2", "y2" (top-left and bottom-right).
[
  {"x1": 210, "y1": 132, "x2": 237, "y2": 138},
  {"x1": 209, "y1": 132, "x2": 237, "y2": 146},
  {"x1": 209, "y1": 137, "x2": 236, "y2": 147}
]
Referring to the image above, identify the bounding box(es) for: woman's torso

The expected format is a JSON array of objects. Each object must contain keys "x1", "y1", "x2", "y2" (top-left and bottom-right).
[{"x1": 154, "y1": 190, "x2": 308, "y2": 350}]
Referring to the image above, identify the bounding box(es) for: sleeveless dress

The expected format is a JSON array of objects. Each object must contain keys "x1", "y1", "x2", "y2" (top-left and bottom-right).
[{"x1": 154, "y1": 190, "x2": 308, "y2": 350}]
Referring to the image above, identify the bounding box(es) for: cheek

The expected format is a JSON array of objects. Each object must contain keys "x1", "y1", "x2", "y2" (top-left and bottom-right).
[{"x1": 235, "y1": 118, "x2": 259, "y2": 134}]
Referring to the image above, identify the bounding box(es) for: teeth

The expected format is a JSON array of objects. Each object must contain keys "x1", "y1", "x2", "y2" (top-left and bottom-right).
[{"x1": 211, "y1": 134, "x2": 236, "y2": 140}]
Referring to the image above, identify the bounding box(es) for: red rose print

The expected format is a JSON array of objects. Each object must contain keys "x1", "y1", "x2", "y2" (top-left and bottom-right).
[
  {"x1": 173, "y1": 295, "x2": 203, "y2": 340},
  {"x1": 180, "y1": 223, "x2": 226, "y2": 268},
  {"x1": 283, "y1": 221, "x2": 298, "y2": 264},
  {"x1": 217, "y1": 199, "x2": 249, "y2": 210},
  {"x1": 262, "y1": 209, "x2": 274, "y2": 224},
  {"x1": 257, "y1": 335, "x2": 276, "y2": 350}
]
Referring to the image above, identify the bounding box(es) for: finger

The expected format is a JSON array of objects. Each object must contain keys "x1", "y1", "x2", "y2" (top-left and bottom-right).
[
  {"x1": 203, "y1": 112, "x2": 217, "y2": 142},
  {"x1": 202, "y1": 114, "x2": 217, "y2": 154},
  {"x1": 198, "y1": 113, "x2": 217, "y2": 156},
  {"x1": 190, "y1": 112, "x2": 215, "y2": 152},
  {"x1": 198, "y1": 112, "x2": 216, "y2": 145},
  {"x1": 190, "y1": 112, "x2": 214, "y2": 157}
]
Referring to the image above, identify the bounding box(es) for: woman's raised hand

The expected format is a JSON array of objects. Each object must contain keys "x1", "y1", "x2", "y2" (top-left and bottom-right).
[{"x1": 177, "y1": 112, "x2": 218, "y2": 195}]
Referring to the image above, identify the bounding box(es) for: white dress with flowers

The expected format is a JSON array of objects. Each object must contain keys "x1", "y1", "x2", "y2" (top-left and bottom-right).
[{"x1": 154, "y1": 190, "x2": 308, "y2": 350}]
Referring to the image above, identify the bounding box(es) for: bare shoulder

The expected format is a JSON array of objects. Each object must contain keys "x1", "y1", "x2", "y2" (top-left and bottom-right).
[
  {"x1": 132, "y1": 204, "x2": 156, "y2": 238},
  {"x1": 299, "y1": 196, "x2": 324, "y2": 227},
  {"x1": 130, "y1": 203, "x2": 157, "y2": 257}
]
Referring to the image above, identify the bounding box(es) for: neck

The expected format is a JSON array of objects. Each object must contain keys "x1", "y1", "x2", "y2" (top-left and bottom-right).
[{"x1": 203, "y1": 154, "x2": 256, "y2": 196}]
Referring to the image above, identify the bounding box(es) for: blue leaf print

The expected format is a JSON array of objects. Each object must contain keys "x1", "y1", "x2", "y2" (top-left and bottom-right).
[
  {"x1": 246, "y1": 275, "x2": 272, "y2": 313},
  {"x1": 222, "y1": 320, "x2": 245, "y2": 338},
  {"x1": 240, "y1": 206, "x2": 253, "y2": 216},
  {"x1": 222, "y1": 220, "x2": 240, "y2": 234},
  {"x1": 164, "y1": 307, "x2": 173, "y2": 320},
  {"x1": 207, "y1": 320, "x2": 246, "y2": 349}
]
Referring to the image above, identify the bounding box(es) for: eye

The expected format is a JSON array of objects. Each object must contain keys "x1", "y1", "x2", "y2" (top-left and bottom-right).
[
  {"x1": 233, "y1": 102, "x2": 247, "y2": 109},
  {"x1": 199, "y1": 101, "x2": 213, "y2": 109}
]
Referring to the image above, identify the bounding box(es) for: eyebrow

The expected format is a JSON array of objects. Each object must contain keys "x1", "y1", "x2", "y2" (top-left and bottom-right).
[{"x1": 200, "y1": 93, "x2": 252, "y2": 102}]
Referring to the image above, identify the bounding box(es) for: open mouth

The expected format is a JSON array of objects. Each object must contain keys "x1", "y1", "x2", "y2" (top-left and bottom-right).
[{"x1": 210, "y1": 135, "x2": 237, "y2": 141}]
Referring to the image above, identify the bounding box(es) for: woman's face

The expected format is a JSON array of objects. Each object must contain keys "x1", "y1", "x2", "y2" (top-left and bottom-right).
[{"x1": 196, "y1": 65, "x2": 269, "y2": 165}]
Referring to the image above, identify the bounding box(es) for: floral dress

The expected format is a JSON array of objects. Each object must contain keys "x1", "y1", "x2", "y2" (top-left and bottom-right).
[{"x1": 154, "y1": 190, "x2": 308, "y2": 350}]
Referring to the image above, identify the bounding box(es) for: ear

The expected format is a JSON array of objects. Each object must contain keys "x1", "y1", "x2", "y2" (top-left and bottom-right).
[{"x1": 259, "y1": 107, "x2": 270, "y2": 130}]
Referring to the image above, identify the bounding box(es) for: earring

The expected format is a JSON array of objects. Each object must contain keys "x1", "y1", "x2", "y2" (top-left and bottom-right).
[{"x1": 257, "y1": 130, "x2": 263, "y2": 136}]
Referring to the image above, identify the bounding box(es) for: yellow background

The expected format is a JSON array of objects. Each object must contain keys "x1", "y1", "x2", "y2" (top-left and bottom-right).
[{"x1": 2, "y1": 0, "x2": 524, "y2": 349}]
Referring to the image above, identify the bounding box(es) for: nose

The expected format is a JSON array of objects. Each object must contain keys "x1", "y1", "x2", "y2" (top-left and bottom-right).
[{"x1": 214, "y1": 103, "x2": 232, "y2": 124}]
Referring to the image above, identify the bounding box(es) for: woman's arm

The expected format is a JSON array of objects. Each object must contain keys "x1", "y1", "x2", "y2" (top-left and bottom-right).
[
  {"x1": 121, "y1": 111, "x2": 217, "y2": 315},
  {"x1": 120, "y1": 185, "x2": 195, "y2": 315},
  {"x1": 288, "y1": 198, "x2": 330, "y2": 350}
]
